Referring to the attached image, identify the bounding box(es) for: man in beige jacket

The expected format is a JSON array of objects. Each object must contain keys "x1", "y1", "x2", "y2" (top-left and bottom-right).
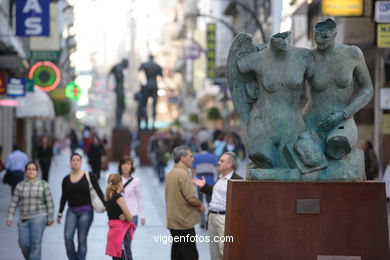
[{"x1": 166, "y1": 145, "x2": 205, "y2": 260}]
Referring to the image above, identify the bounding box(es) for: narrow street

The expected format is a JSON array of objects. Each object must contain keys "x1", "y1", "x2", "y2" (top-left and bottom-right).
[{"x1": 0, "y1": 148, "x2": 211, "y2": 259}]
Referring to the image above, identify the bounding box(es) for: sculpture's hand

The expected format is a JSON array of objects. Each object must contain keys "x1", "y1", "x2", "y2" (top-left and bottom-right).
[{"x1": 318, "y1": 111, "x2": 344, "y2": 132}]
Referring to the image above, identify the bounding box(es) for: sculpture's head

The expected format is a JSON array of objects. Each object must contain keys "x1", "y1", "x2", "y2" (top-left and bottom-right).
[
  {"x1": 314, "y1": 18, "x2": 337, "y2": 50},
  {"x1": 149, "y1": 54, "x2": 154, "y2": 61},
  {"x1": 270, "y1": 31, "x2": 291, "y2": 51},
  {"x1": 121, "y1": 58, "x2": 129, "y2": 68}
]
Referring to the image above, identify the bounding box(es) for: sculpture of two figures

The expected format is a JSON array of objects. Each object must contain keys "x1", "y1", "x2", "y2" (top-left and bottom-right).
[
  {"x1": 228, "y1": 19, "x2": 374, "y2": 181},
  {"x1": 136, "y1": 55, "x2": 163, "y2": 131}
]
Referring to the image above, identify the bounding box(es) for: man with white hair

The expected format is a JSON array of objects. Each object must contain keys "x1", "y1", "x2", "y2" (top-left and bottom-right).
[{"x1": 192, "y1": 152, "x2": 242, "y2": 260}]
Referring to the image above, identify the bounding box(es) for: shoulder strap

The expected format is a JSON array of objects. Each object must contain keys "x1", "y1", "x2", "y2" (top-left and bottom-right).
[
  {"x1": 85, "y1": 171, "x2": 93, "y2": 189},
  {"x1": 123, "y1": 177, "x2": 134, "y2": 189}
]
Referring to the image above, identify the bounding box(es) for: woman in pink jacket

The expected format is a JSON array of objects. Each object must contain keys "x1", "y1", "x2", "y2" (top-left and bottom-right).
[{"x1": 105, "y1": 174, "x2": 135, "y2": 260}]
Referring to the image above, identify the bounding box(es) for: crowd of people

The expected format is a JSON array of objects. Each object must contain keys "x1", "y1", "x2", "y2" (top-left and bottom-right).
[
  {"x1": 0, "y1": 123, "x2": 386, "y2": 260},
  {"x1": 146, "y1": 127, "x2": 246, "y2": 184},
  {"x1": 4, "y1": 149, "x2": 144, "y2": 260}
]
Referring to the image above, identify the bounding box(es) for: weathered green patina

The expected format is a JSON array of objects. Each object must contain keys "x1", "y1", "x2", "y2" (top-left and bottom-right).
[{"x1": 227, "y1": 19, "x2": 373, "y2": 181}]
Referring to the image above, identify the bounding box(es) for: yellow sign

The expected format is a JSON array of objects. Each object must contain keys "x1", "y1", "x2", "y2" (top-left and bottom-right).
[
  {"x1": 378, "y1": 24, "x2": 390, "y2": 48},
  {"x1": 322, "y1": 0, "x2": 363, "y2": 16},
  {"x1": 384, "y1": 114, "x2": 390, "y2": 134}
]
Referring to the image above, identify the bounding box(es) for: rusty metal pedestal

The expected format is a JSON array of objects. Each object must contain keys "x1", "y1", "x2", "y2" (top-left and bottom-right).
[
  {"x1": 224, "y1": 181, "x2": 390, "y2": 260},
  {"x1": 111, "y1": 128, "x2": 131, "y2": 162}
]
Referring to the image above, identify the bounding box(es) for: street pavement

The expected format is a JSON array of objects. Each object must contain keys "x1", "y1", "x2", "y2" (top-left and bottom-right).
[{"x1": 1, "y1": 148, "x2": 236, "y2": 260}]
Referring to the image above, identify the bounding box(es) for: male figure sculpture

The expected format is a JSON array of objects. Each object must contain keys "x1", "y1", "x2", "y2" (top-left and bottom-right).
[
  {"x1": 138, "y1": 55, "x2": 163, "y2": 129},
  {"x1": 110, "y1": 59, "x2": 129, "y2": 127}
]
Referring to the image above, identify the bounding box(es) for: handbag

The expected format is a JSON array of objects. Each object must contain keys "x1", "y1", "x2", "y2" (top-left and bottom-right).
[
  {"x1": 85, "y1": 171, "x2": 106, "y2": 213},
  {"x1": 2, "y1": 170, "x2": 12, "y2": 185}
]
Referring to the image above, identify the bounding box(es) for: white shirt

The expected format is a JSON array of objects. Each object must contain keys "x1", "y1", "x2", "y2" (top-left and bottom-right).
[{"x1": 208, "y1": 171, "x2": 234, "y2": 212}]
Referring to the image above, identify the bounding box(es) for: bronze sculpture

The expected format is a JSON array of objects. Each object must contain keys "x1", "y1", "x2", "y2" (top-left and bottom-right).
[
  {"x1": 229, "y1": 31, "x2": 314, "y2": 169},
  {"x1": 138, "y1": 55, "x2": 163, "y2": 129},
  {"x1": 109, "y1": 58, "x2": 129, "y2": 128},
  {"x1": 227, "y1": 19, "x2": 373, "y2": 181}
]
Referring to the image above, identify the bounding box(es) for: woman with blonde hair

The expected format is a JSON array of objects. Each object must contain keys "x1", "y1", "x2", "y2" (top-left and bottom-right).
[{"x1": 105, "y1": 174, "x2": 135, "y2": 260}]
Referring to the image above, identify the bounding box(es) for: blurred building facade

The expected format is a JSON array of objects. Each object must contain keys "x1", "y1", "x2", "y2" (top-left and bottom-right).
[{"x1": 0, "y1": 0, "x2": 76, "y2": 158}]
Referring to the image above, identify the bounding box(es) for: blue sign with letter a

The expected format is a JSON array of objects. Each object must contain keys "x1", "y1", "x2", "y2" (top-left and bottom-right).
[{"x1": 16, "y1": 0, "x2": 50, "y2": 36}]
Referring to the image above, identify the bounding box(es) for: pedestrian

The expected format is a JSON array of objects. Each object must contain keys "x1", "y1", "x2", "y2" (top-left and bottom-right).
[
  {"x1": 155, "y1": 139, "x2": 169, "y2": 183},
  {"x1": 361, "y1": 140, "x2": 378, "y2": 180},
  {"x1": 213, "y1": 133, "x2": 226, "y2": 158},
  {"x1": 192, "y1": 141, "x2": 218, "y2": 228},
  {"x1": 57, "y1": 152, "x2": 105, "y2": 260},
  {"x1": 118, "y1": 156, "x2": 145, "y2": 227},
  {"x1": 192, "y1": 152, "x2": 242, "y2": 260},
  {"x1": 7, "y1": 161, "x2": 55, "y2": 260},
  {"x1": 68, "y1": 129, "x2": 80, "y2": 153},
  {"x1": 223, "y1": 134, "x2": 239, "y2": 157},
  {"x1": 36, "y1": 136, "x2": 53, "y2": 182},
  {"x1": 87, "y1": 134, "x2": 104, "y2": 180},
  {"x1": 165, "y1": 145, "x2": 205, "y2": 260},
  {"x1": 117, "y1": 156, "x2": 145, "y2": 258},
  {"x1": 105, "y1": 174, "x2": 135, "y2": 260},
  {"x1": 4, "y1": 144, "x2": 29, "y2": 194}
]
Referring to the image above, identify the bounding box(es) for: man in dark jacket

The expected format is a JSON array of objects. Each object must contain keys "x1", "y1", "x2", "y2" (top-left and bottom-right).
[{"x1": 192, "y1": 152, "x2": 242, "y2": 260}]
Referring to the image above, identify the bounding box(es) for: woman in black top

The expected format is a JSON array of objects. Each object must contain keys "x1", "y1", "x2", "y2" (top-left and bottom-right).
[
  {"x1": 57, "y1": 152, "x2": 104, "y2": 260},
  {"x1": 105, "y1": 174, "x2": 133, "y2": 260}
]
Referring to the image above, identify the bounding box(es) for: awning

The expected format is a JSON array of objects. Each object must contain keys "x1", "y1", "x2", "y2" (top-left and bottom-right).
[{"x1": 16, "y1": 87, "x2": 55, "y2": 119}]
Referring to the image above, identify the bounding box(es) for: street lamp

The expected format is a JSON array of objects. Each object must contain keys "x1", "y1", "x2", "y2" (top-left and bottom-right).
[{"x1": 187, "y1": 12, "x2": 238, "y2": 36}]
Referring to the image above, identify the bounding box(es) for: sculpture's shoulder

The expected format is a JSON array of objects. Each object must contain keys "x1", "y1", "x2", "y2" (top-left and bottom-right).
[
  {"x1": 290, "y1": 46, "x2": 314, "y2": 63},
  {"x1": 338, "y1": 44, "x2": 364, "y2": 60}
]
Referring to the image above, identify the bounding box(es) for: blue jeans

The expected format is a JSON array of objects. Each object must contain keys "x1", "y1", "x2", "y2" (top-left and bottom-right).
[
  {"x1": 157, "y1": 164, "x2": 166, "y2": 183},
  {"x1": 64, "y1": 210, "x2": 94, "y2": 260},
  {"x1": 17, "y1": 215, "x2": 47, "y2": 260}
]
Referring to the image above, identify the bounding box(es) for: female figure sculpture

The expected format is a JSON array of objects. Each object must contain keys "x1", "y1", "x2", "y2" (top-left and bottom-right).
[
  {"x1": 228, "y1": 32, "x2": 313, "y2": 168},
  {"x1": 306, "y1": 19, "x2": 374, "y2": 159}
]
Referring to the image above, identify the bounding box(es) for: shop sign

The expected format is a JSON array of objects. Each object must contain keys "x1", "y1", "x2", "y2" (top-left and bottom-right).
[
  {"x1": 65, "y1": 81, "x2": 82, "y2": 101},
  {"x1": 16, "y1": 0, "x2": 50, "y2": 36},
  {"x1": 381, "y1": 88, "x2": 390, "y2": 109},
  {"x1": 322, "y1": 0, "x2": 363, "y2": 16},
  {"x1": 0, "y1": 72, "x2": 7, "y2": 94},
  {"x1": 383, "y1": 114, "x2": 390, "y2": 134},
  {"x1": 207, "y1": 23, "x2": 216, "y2": 79},
  {"x1": 377, "y1": 24, "x2": 390, "y2": 48},
  {"x1": 29, "y1": 61, "x2": 61, "y2": 92},
  {"x1": 30, "y1": 51, "x2": 60, "y2": 63},
  {"x1": 376, "y1": 1, "x2": 390, "y2": 23},
  {"x1": 184, "y1": 45, "x2": 201, "y2": 60},
  {"x1": 7, "y1": 78, "x2": 26, "y2": 96}
]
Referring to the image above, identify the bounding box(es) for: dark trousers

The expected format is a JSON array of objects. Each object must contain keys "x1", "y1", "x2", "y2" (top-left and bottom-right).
[
  {"x1": 39, "y1": 160, "x2": 51, "y2": 182},
  {"x1": 10, "y1": 170, "x2": 24, "y2": 195},
  {"x1": 169, "y1": 228, "x2": 198, "y2": 260}
]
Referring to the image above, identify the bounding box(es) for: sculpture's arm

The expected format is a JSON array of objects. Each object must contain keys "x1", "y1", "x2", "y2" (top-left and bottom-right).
[
  {"x1": 318, "y1": 48, "x2": 373, "y2": 132},
  {"x1": 342, "y1": 47, "x2": 374, "y2": 119}
]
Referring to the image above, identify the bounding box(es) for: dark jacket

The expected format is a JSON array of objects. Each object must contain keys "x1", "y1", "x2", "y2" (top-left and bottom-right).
[{"x1": 200, "y1": 172, "x2": 242, "y2": 197}]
